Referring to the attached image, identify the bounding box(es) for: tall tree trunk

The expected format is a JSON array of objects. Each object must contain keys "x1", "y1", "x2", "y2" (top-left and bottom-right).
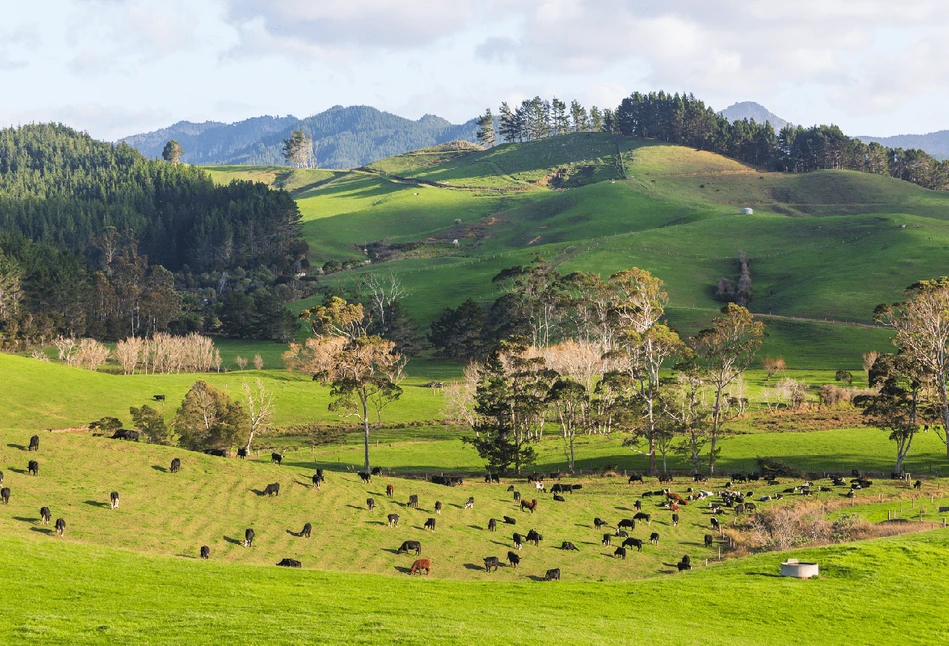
[
  {"x1": 362, "y1": 397, "x2": 371, "y2": 473},
  {"x1": 569, "y1": 433, "x2": 575, "y2": 473}
]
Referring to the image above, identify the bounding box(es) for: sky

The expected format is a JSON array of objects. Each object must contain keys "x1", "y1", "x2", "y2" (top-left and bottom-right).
[{"x1": 1, "y1": 0, "x2": 947, "y2": 141}]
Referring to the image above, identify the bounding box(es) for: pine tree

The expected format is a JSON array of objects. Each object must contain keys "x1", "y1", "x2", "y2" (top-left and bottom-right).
[{"x1": 476, "y1": 108, "x2": 495, "y2": 147}]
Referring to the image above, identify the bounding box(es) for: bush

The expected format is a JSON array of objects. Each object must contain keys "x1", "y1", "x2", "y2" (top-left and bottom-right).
[{"x1": 755, "y1": 456, "x2": 799, "y2": 478}]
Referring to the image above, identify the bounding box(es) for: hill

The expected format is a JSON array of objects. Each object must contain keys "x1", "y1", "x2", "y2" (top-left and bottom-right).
[
  {"x1": 719, "y1": 101, "x2": 789, "y2": 129},
  {"x1": 859, "y1": 130, "x2": 949, "y2": 160},
  {"x1": 120, "y1": 106, "x2": 481, "y2": 169}
]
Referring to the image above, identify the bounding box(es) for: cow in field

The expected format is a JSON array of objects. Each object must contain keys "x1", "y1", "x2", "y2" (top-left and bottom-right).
[
  {"x1": 387, "y1": 514, "x2": 399, "y2": 527},
  {"x1": 358, "y1": 471, "x2": 372, "y2": 484},
  {"x1": 914, "y1": 480, "x2": 923, "y2": 490},
  {"x1": 618, "y1": 519, "x2": 636, "y2": 531},
  {"x1": 650, "y1": 532, "x2": 660, "y2": 545},
  {"x1": 507, "y1": 551, "x2": 520, "y2": 568},
  {"x1": 544, "y1": 568, "x2": 561, "y2": 581},
  {"x1": 513, "y1": 491, "x2": 521, "y2": 503},
  {"x1": 367, "y1": 498, "x2": 375, "y2": 512},
  {"x1": 408, "y1": 495, "x2": 419, "y2": 509},
  {"x1": 277, "y1": 558, "x2": 302, "y2": 568},
  {"x1": 263, "y1": 483, "x2": 280, "y2": 496},
  {"x1": 677, "y1": 555, "x2": 692, "y2": 571},
  {"x1": 424, "y1": 518, "x2": 436, "y2": 532},
  {"x1": 464, "y1": 497, "x2": 475, "y2": 510},
  {"x1": 602, "y1": 533, "x2": 611, "y2": 547},
  {"x1": 398, "y1": 540, "x2": 422, "y2": 555},
  {"x1": 0, "y1": 487, "x2": 9, "y2": 504},
  {"x1": 312, "y1": 473, "x2": 322, "y2": 489},
  {"x1": 409, "y1": 558, "x2": 430, "y2": 575},
  {"x1": 526, "y1": 529, "x2": 543, "y2": 546},
  {"x1": 560, "y1": 542, "x2": 578, "y2": 551},
  {"x1": 110, "y1": 491, "x2": 119, "y2": 509},
  {"x1": 502, "y1": 516, "x2": 516, "y2": 525},
  {"x1": 170, "y1": 458, "x2": 181, "y2": 473},
  {"x1": 200, "y1": 545, "x2": 210, "y2": 559},
  {"x1": 484, "y1": 556, "x2": 500, "y2": 572},
  {"x1": 622, "y1": 537, "x2": 643, "y2": 552},
  {"x1": 386, "y1": 484, "x2": 394, "y2": 498},
  {"x1": 613, "y1": 547, "x2": 626, "y2": 559},
  {"x1": 434, "y1": 501, "x2": 442, "y2": 515},
  {"x1": 301, "y1": 522, "x2": 312, "y2": 538},
  {"x1": 112, "y1": 430, "x2": 140, "y2": 441},
  {"x1": 594, "y1": 517, "x2": 608, "y2": 529},
  {"x1": 710, "y1": 517, "x2": 720, "y2": 531},
  {"x1": 704, "y1": 534, "x2": 714, "y2": 547},
  {"x1": 672, "y1": 513, "x2": 679, "y2": 527},
  {"x1": 237, "y1": 448, "x2": 248, "y2": 459},
  {"x1": 487, "y1": 518, "x2": 497, "y2": 532},
  {"x1": 205, "y1": 448, "x2": 226, "y2": 457},
  {"x1": 55, "y1": 518, "x2": 66, "y2": 536},
  {"x1": 244, "y1": 528, "x2": 255, "y2": 547},
  {"x1": 271, "y1": 453, "x2": 283, "y2": 465},
  {"x1": 614, "y1": 529, "x2": 629, "y2": 538},
  {"x1": 513, "y1": 532, "x2": 523, "y2": 550},
  {"x1": 28, "y1": 460, "x2": 38, "y2": 476},
  {"x1": 371, "y1": 467, "x2": 383, "y2": 476},
  {"x1": 628, "y1": 474, "x2": 644, "y2": 483},
  {"x1": 0, "y1": 471, "x2": 3, "y2": 485},
  {"x1": 634, "y1": 500, "x2": 642, "y2": 511},
  {"x1": 485, "y1": 473, "x2": 500, "y2": 484},
  {"x1": 316, "y1": 468, "x2": 324, "y2": 481},
  {"x1": 658, "y1": 474, "x2": 673, "y2": 484},
  {"x1": 553, "y1": 494, "x2": 565, "y2": 502},
  {"x1": 29, "y1": 435, "x2": 39, "y2": 451},
  {"x1": 521, "y1": 499, "x2": 538, "y2": 513},
  {"x1": 40, "y1": 507, "x2": 51, "y2": 524},
  {"x1": 633, "y1": 512, "x2": 651, "y2": 525}
]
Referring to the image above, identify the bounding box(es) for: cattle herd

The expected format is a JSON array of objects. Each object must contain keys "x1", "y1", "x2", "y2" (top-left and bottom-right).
[{"x1": 2, "y1": 430, "x2": 913, "y2": 581}]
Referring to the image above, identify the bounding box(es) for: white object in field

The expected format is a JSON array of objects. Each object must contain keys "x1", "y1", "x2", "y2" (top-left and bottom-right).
[
  {"x1": 741, "y1": 207, "x2": 754, "y2": 215},
  {"x1": 780, "y1": 559, "x2": 818, "y2": 579}
]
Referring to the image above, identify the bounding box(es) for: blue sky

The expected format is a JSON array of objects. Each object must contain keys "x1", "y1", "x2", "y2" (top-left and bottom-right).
[{"x1": 2, "y1": 1, "x2": 946, "y2": 140}]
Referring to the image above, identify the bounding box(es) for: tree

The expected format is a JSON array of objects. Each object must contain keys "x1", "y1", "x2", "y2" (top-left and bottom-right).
[
  {"x1": 242, "y1": 378, "x2": 275, "y2": 452},
  {"x1": 161, "y1": 140, "x2": 183, "y2": 164},
  {"x1": 859, "y1": 353, "x2": 928, "y2": 473},
  {"x1": 863, "y1": 350, "x2": 880, "y2": 386},
  {"x1": 174, "y1": 380, "x2": 248, "y2": 451},
  {"x1": 284, "y1": 298, "x2": 404, "y2": 472},
  {"x1": 129, "y1": 404, "x2": 170, "y2": 444},
  {"x1": 762, "y1": 356, "x2": 786, "y2": 381},
  {"x1": 282, "y1": 129, "x2": 314, "y2": 168},
  {"x1": 835, "y1": 369, "x2": 853, "y2": 385},
  {"x1": 428, "y1": 298, "x2": 484, "y2": 359},
  {"x1": 476, "y1": 108, "x2": 495, "y2": 147},
  {"x1": 690, "y1": 304, "x2": 764, "y2": 474}
]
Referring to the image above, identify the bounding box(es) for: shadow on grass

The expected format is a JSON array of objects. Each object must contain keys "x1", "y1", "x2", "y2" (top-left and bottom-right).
[
  {"x1": 381, "y1": 548, "x2": 402, "y2": 555},
  {"x1": 746, "y1": 572, "x2": 783, "y2": 578},
  {"x1": 151, "y1": 465, "x2": 168, "y2": 473},
  {"x1": 83, "y1": 500, "x2": 110, "y2": 508},
  {"x1": 394, "y1": 566, "x2": 412, "y2": 574},
  {"x1": 8, "y1": 468, "x2": 27, "y2": 475},
  {"x1": 6, "y1": 444, "x2": 27, "y2": 451},
  {"x1": 469, "y1": 525, "x2": 483, "y2": 530},
  {"x1": 222, "y1": 536, "x2": 244, "y2": 546},
  {"x1": 524, "y1": 575, "x2": 546, "y2": 581},
  {"x1": 13, "y1": 516, "x2": 39, "y2": 523},
  {"x1": 463, "y1": 563, "x2": 486, "y2": 571},
  {"x1": 30, "y1": 527, "x2": 53, "y2": 535}
]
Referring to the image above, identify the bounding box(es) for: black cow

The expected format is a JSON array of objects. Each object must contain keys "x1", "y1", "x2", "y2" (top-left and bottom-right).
[
  {"x1": 408, "y1": 495, "x2": 419, "y2": 509},
  {"x1": 602, "y1": 533, "x2": 611, "y2": 547},
  {"x1": 423, "y1": 518, "x2": 436, "y2": 532},
  {"x1": 618, "y1": 519, "x2": 636, "y2": 531},
  {"x1": 628, "y1": 474, "x2": 644, "y2": 483},
  {"x1": 316, "y1": 468, "x2": 324, "y2": 480},
  {"x1": 633, "y1": 512, "x2": 651, "y2": 525},
  {"x1": 526, "y1": 529, "x2": 543, "y2": 546},
  {"x1": 677, "y1": 555, "x2": 692, "y2": 571},
  {"x1": 367, "y1": 498, "x2": 375, "y2": 512},
  {"x1": 622, "y1": 537, "x2": 643, "y2": 552},
  {"x1": 263, "y1": 483, "x2": 280, "y2": 496},
  {"x1": 507, "y1": 485, "x2": 515, "y2": 492},
  {"x1": 301, "y1": 522, "x2": 312, "y2": 538},
  {"x1": 594, "y1": 517, "x2": 608, "y2": 529},
  {"x1": 112, "y1": 429, "x2": 140, "y2": 441},
  {"x1": 358, "y1": 471, "x2": 372, "y2": 484},
  {"x1": 464, "y1": 497, "x2": 475, "y2": 509},
  {"x1": 110, "y1": 491, "x2": 119, "y2": 509},
  {"x1": 271, "y1": 453, "x2": 283, "y2": 465},
  {"x1": 40, "y1": 506, "x2": 51, "y2": 524},
  {"x1": 658, "y1": 474, "x2": 673, "y2": 484},
  {"x1": 734, "y1": 503, "x2": 746, "y2": 515},
  {"x1": 572, "y1": 484, "x2": 582, "y2": 491},
  {"x1": 502, "y1": 516, "x2": 516, "y2": 525},
  {"x1": 704, "y1": 534, "x2": 714, "y2": 547},
  {"x1": 237, "y1": 448, "x2": 248, "y2": 459},
  {"x1": 914, "y1": 480, "x2": 923, "y2": 490},
  {"x1": 205, "y1": 448, "x2": 226, "y2": 457},
  {"x1": 153, "y1": 395, "x2": 165, "y2": 402},
  {"x1": 513, "y1": 532, "x2": 523, "y2": 549},
  {"x1": 553, "y1": 494, "x2": 566, "y2": 502},
  {"x1": 710, "y1": 517, "x2": 720, "y2": 530},
  {"x1": 513, "y1": 491, "x2": 521, "y2": 503},
  {"x1": 485, "y1": 473, "x2": 500, "y2": 484},
  {"x1": 200, "y1": 545, "x2": 210, "y2": 559},
  {"x1": 387, "y1": 514, "x2": 399, "y2": 527},
  {"x1": 487, "y1": 518, "x2": 497, "y2": 532},
  {"x1": 744, "y1": 503, "x2": 757, "y2": 511},
  {"x1": 560, "y1": 541, "x2": 578, "y2": 551},
  {"x1": 434, "y1": 501, "x2": 442, "y2": 515},
  {"x1": 650, "y1": 532, "x2": 660, "y2": 545},
  {"x1": 244, "y1": 528, "x2": 255, "y2": 547},
  {"x1": 484, "y1": 556, "x2": 500, "y2": 572},
  {"x1": 614, "y1": 529, "x2": 628, "y2": 538},
  {"x1": 371, "y1": 466, "x2": 383, "y2": 476},
  {"x1": 693, "y1": 474, "x2": 709, "y2": 483},
  {"x1": 312, "y1": 473, "x2": 322, "y2": 489},
  {"x1": 0, "y1": 471, "x2": 3, "y2": 485},
  {"x1": 398, "y1": 540, "x2": 422, "y2": 555},
  {"x1": 672, "y1": 513, "x2": 679, "y2": 527},
  {"x1": 170, "y1": 458, "x2": 181, "y2": 473},
  {"x1": 29, "y1": 435, "x2": 39, "y2": 451},
  {"x1": 0, "y1": 487, "x2": 9, "y2": 504},
  {"x1": 544, "y1": 568, "x2": 561, "y2": 581},
  {"x1": 277, "y1": 558, "x2": 302, "y2": 568},
  {"x1": 507, "y1": 551, "x2": 520, "y2": 568},
  {"x1": 634, "y1": 500, "x2": 642, "y2": 511},
  {"x1": 28, "y1": 460, "x2": 38, "y2": 476},
  {"x1": 55, "y1": 518, "x2": 65, "y2": 536},
  {"x1": 614, "y1": 547, "x2": 627, "y2": 559}
]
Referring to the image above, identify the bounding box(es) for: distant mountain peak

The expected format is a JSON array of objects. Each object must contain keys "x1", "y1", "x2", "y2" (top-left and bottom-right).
[{"x1": 719, "y1": 101, "x2": 789, "y2": 130}]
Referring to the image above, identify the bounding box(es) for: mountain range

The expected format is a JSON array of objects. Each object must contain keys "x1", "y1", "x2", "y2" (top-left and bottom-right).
[{"x1": 719, "y1": 101, "x2": 789, "y2": 130}]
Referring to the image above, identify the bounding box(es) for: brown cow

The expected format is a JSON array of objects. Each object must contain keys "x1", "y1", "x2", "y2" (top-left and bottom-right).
[
  {"x1": 521, "y1": 499, "x2": 538, "y2": 513},
  {"x1": 409, "y1": 558, "x2": 431, "y2": 575},
  {"x1": 386, "y1": 484, "x2": 394, "y2": 498}
]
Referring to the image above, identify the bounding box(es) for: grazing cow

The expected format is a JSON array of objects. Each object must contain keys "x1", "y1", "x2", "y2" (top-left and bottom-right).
[
  {"x1": 367, "y1": 498, "x2": 375, "y2": 512},
  {"x1": 277, "y1": 558, "x2": 302, "y2": 568},
  {"x1": 677, "y1": 555, "x2": 692, "y2": 571},
  {"x1": 487, "y1": 518, "x2": 497, "y2": 532},
  {"x1": 170, "y1": 458, "x2": 181, "y2": 473},
  {"x1": 650, "y1": 532, "x2": 660, "y2": 545},
  {"x1": 0, "y1": 487, "x2": 9, "y2": 504},
  {"x1": 110, "y1": 491, "x2": 119, "y2": 509},
  {"x1": 386, "y1": 484, "x2": 395, "y2": 498},
  {"x1": 55, "y1": 518, "x2": 66, "y2": 536},
  {"x1": 40, "y1": 506, "x2": 51, "y2": 524},
  {"x1": 734, "y1": 503, "x2": 746, "y2": 515},
  {"x1": 237, "y1": 447, "x2": 248, "y2": 459},
  {"x1": 434, "y1": 501, "x2": 442, "y2": 515},
  {"x1": 408, "y1": 495, "x2": 419, "y2": 509},
  {"x1": 371, "y1": 466, "x2": 383, "y2": 476},
  {"x1": 423, "y1": 518, "x2": 436, "y2": 532},
  {"x1": 553, "y1": 494, "x2": 566, "y2": 502},
  {"x1": 387, "y1": 514, "x2": 400, "y2": 527},
  {"x1": 622, "y1": 537, "x2": 643, "y2": 552},
  {"x1": 602, "y1": 533, "x2": 612, "y2": 547},
  {"x1": 244, "y1": 528, "x2": 255, "y2": 547},
  {"x1": 200, "y1": 545, "x2": 210, "y2": 559},
  {"x1": 29, "y1": 435, "x2": 39, "y2": 452},
  {"x1": 513, "y1": 532, "x2": 523, "y2": 550},
  {"x1": 666, "y1": 492, "x2": 687, "y2": 505},
  {"x1": 633, "y1": 512, "x2": 651, "y2": 525},
  {"x1": 513, "y1": 491, "x2": 521, "y2": 503},
  {"x1": 301, "y1": 522, "x2": 312, "y2": 538},
  {"x1": 560, "y1": 541, "x2": 578, "y2": 551},
  {"x1": 312, "y1": 474, "x2": 322, "y2": 489},
  {"x1": 614, "y1": 547, "x2": 627, "y2": 559},
  {"x1": 507, "y1": 551, "x2": 520, "y2": 568},
  {"x1": 112, "y1": 429, "x2": 141, "y2": 442},
  {"x1": 507, "y1": 485, "x2": 515, "y2": 492},
  {"x1": 153, "y1": 394, "x2": 165, "y2": 402},
  {"x1": 544, "y1": 568, "x2": 561, "y2": 581},
  {"x1": 398, "y1": 540, "x2": 422, "y2": 555},
  {"x1": 490, "y1": 473, "x2": 500, "y2": 483},
  {"x1": 658, "y1": 474, "x2": 673, "y2": 484},
  {"x1": 710, "y1": 517, "x2": 720, "y2": 530},
  {"x1": 28, "y1": 460, "x2": 38, "y2": 476},
  {"x1": 503, "y1": 516, "x2": 517, "y2": 525},
  {"x1": 572, "y1": 484, "x2": 583, "y2": 491},
  {"x1": 628, "y1": 474, "x2": 644, "y2": 483},
  {"x1": 409, "y1": 559, "x2": 431, "y2": 575},
  {"x1": 618, "y1": 519, "x2": 636, "y2": 531},
  {"x1": 464, "y1": 497, "x2": 475, "y2": 510},
  {"x1": 263, "y1": 483, "x2": 280, "y2": 497},
  {"x1": 634, "y1": 500, "x2": 642, "y2": 511},
  {"x1": 704, "y1": 534, "x2": 714, "y2": 547},
  {"x1": 744, "y1": 503, "x2": 757, "y2": 511},
  {"x1": 205, "y1": 448, "x2": 225, "y2": 457},
  {"x1": 484, "y1": 556, "x2": 500, "y2": 572},
  {"x1": 271, "y1": 453, "x2": 283, "y2": 465},
  {"x1": 672, "y1": 513, "x2": 680, "y2": 527},
  {"x1": 614, "y1": 529, "x2": 629, "y2": 538},
  {"x1": 358, "y1": 471, "x2": 372, "y2": 484},
  {"x1": 914, "y1": 480, "x2": 923, "y2": 490},
  {"x1": 594, "y1": 517, "x2": 608, "y2": 529},
  {"x1": 520, "y1": 499, "x2": 538, "y2": 513},
  {"x1": 526, "y1": 529, "x2": 543, "y2": 546},
  {"x1": 316, "y1": 468, "x2": 324, "y2": 481}
]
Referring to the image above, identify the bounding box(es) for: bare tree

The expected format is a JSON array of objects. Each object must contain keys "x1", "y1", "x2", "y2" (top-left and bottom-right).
[
  {"x1": 242, "y1": 378, "x2": 275, "y2": 452},
  {"x1": 114, "y1": 337, "x2": 143, "y2": 374},
  {"x1": 762, "y1": 356, "x2": 786, "y2": 381},
  {"x1": 442, "y1": 362, "x2": 481, "y2": 435},
  {"x1": 235, "y1": 356, "x2": 248, "y2": 370},
  {"x1": 253, "y1": 354, "x2": 264, "y2": 370},
  {"x1": 363, "y1": 273, "x2": 408, "y2": 326}
]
